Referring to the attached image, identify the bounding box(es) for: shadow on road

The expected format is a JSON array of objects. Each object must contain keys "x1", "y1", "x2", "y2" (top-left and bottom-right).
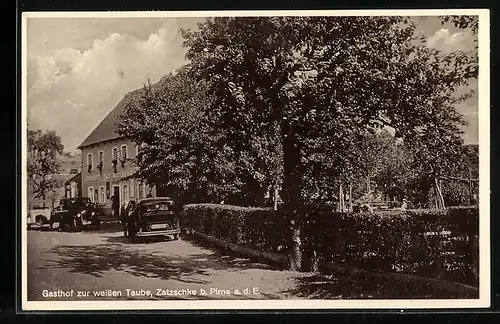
[
  {"x1": 43, "y1": 238, "x2": 280, "y2": 285},
  {"x1": 284, "y1": 273, "x2": 478, "y2": 299},
  {"x1": 105, "y1": 235, "x2": 177, "y2": 244},
  {"x1": 182, "y1": 235, "x2": 289, "y2": 271}
]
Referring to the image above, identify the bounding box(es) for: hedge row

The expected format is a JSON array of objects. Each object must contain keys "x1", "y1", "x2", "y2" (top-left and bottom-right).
[
  {"x1": 300, "y1": 204, "x2": 479, "y2": 287},
  {"x1": 181, "y1": 204, "x2": 289, "y2": 254},
  {"x1": 181, "y1": 203, "x2": 479, "y2": 287}
]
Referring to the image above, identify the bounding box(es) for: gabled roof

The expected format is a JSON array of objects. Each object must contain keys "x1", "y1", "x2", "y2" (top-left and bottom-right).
[
  {"x1": 78, "y1": 89, "x2": 141, "y2": 149},
  {"x1": 77, "y1": 75, "x2": 173, "y2": 150}
]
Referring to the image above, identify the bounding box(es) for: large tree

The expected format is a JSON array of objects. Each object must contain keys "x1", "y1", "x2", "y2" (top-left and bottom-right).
[
  {"x1": 118, "y1": 66, "x2": 281, "y2": 206},
  {"x1": 181, "y1": 16, "x2": 476, "y2": 270},
  {"x1": 27, "y1": 129, "x2": 64, "y2": 202}
]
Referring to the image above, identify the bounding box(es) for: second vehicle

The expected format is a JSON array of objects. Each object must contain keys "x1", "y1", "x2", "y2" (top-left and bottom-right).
[
  {"x1": 127, "y1": 197, "x2": 180, "y2": 240},
  {"x1": 51, "y1": 197, "x2": 101, "y2": 231}
]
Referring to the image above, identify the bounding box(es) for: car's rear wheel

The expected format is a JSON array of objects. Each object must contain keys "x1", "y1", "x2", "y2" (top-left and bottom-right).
[{"x1": 173, "y1": 233, "x2": 179, "y2": 240}]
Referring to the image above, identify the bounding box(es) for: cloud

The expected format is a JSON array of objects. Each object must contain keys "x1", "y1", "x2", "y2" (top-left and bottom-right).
[
  {"x1": 426, "y1": 28, "x2": 469, "y2": 53},
  {"x1": 27, "y1": 20, "x2": 188, "y2": 152}
]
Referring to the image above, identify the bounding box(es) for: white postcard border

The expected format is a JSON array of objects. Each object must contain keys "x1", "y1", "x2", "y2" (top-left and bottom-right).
[{"x1": 21, "y1": 9, "x2": 491, "y2": 311}]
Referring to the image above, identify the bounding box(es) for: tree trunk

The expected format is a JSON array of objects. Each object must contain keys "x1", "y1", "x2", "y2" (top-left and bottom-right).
[
  {"x1": 339, "y1": 182, "x2": 344, "y2": 212},
  {"x1": 281, "y1": 119, "x2": 302, "y2": 272},
  {"x1": 273, "y1": 183, "x2": 279, "y2": 211},
  {"x1": 348, "y1": 181, "x2": 353, "y2": 212},
  {"x1": 434, "y1": 176, "x2": 445, "y2": 209}
]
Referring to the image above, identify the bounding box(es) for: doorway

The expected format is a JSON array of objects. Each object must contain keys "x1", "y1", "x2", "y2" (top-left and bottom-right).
[{"x1": 113, "y1": 185, "x2": 120, "y2": 217}]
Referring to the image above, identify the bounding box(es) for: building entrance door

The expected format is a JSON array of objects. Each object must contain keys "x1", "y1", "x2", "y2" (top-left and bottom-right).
[{"x1": 113, "y1": 186, "x2": 120, "y2": 217}]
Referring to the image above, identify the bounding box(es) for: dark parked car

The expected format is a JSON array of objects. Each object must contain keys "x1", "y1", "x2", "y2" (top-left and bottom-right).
[
  {"x1": 51, "y1": 198, "x2": 100, "y2": 231},
  {"x1": 128, "y1": 197, "x2": 180, "y2": 240}
]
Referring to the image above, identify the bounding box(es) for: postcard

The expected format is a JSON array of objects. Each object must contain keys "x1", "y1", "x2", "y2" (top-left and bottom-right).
[{"x1": 21, "y1": 9, "x2": 490, "y2": 311}]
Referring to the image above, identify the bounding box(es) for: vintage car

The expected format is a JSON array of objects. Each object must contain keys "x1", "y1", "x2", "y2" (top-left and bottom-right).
[
  {"x1": 128, "y1": 197, "x2": 180, "y2": 240},
  {"x1": 27, "y1": 205, "x2": 52, "y2": 229},
  {"x1": 50, "y1": 197, "x2": 101, "y2": 231}
]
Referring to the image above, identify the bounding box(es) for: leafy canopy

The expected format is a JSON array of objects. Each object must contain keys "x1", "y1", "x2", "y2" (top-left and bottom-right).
[
  {"x1": 181, "y1": 16, "x2": 476, "y2": 204},
  {"x1": 27, "y1": 129, "x2": 64, "y2": 200}
]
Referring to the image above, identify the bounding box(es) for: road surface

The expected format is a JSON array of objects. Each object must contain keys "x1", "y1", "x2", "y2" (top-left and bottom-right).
[{"x1": 27, "y1": 226, "x2": 316, "y2": 301}]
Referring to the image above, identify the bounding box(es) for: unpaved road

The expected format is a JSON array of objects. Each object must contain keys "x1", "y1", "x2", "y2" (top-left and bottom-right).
[{"x1": 27, "y1": 227, "x2": 315, "y2": 301}]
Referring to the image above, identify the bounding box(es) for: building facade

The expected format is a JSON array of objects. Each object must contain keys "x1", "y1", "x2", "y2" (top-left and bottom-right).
[
  {"x1": 77, "y1": 90, "x2": 156, "y2": 217},
  {"x1": 64, "y1": 172, "x2": 82, "y2": 199}
]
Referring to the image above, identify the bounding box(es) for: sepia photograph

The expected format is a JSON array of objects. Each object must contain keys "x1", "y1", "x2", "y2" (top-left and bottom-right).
[{"x1": 21, "y1": 10, "x2": 490, "y2": 311}]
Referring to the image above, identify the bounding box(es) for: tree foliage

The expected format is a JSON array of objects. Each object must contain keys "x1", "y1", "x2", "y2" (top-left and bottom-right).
[
  {"x1": 181, "y1": 16, "x2": 475, "y2": 208},
  {"x1": 441, "y1": 15, "x2": 478, "y2": 35},
  {"x1": 117, "y1": 67, "x2": 281, "y2": 205},
  {"x1": 27, "y1": 129, "x2": 64, "y2": 200},
  {"x1": 180, "y1": 16, "x2": 476, "y2": 269}
]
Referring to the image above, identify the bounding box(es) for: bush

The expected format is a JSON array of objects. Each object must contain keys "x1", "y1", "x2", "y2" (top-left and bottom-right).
[
  {"x1": 182, "y1": 204, "x2": 289, "y2": 254},
  {"x1": 182, "y1": 203, "x2": 479, "y2": 287},
  {"x1": 300, "y1": 204, "x2": 479, "y2": 287}
]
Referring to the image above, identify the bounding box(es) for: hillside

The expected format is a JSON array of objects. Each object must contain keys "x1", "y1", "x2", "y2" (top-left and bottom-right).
[{"x1": 59, "y1": 151, "x2": 82, "y2": 174}]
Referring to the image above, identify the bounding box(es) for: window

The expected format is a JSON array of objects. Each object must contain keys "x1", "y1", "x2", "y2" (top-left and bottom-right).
[
  {"x1": 99, "y1": 186, "x2": 105, "y2": 204},
  {"x1": 138, "y1": 182, "x2": 144, "y2": 199},
  {"x1": 106, "y1": 182, "x2": 110, "y2": 199},
  {"x1": 143, "y1": 201, "x2": 174, "y2": 212},
  {"x1": 87, "y1": 153, "x2": 93, "y2": 171},
  {"x1": 112, "y1": 147, "x2": 119, "y2": 160},
  {"x1": 130, "y1": 179, "x2": 135, "y2": 198},
  {"x1": 121, "y1": 145, "x2": 128, "y2": 160},
  {"x1": 98, "y1": 150, "x2": 104, "y2": 164},
  {"x1": 88, "y1": 187, "x2": 94, "y2": 203},
  {"x1": 123, "y1": 185, "x2": 129, "y2": 205},
  {"x1": 137, "y1": 143, "x2": 147, "y2": 162}
]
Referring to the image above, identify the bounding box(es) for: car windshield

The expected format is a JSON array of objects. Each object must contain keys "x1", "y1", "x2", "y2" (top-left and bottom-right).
[
  {"x1": 141, "y1": 201, "x2": 174, "y2": 212},
  {"x1": 60, "y1": 198, "x2": 90, "y2": 209}
]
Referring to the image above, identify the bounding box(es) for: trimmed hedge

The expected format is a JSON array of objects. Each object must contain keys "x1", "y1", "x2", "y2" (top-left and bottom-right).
[
  {"x1": 300, "y1": 205, "x2": 479, "y2": 287},
  {"x1": 181, "y1": 204, "x2": 289, "y2": 254},
  {"x1": 181, "y1": 203, "x2": 479, "y2": 287}
]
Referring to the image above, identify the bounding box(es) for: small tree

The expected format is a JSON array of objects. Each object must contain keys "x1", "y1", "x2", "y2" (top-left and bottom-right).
[{"x1": 27, "y1": 129, "x2": 64, "y2": 202}]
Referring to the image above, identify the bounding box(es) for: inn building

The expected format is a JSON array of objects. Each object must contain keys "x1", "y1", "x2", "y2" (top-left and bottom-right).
[{"x1": 77, "y1": 90, "x2": 156, "y2": 216}]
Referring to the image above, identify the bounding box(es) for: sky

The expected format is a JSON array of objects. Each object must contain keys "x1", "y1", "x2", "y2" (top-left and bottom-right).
[{"x1": 25, "y1": 15, "x2": 479, "y2": 153}]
